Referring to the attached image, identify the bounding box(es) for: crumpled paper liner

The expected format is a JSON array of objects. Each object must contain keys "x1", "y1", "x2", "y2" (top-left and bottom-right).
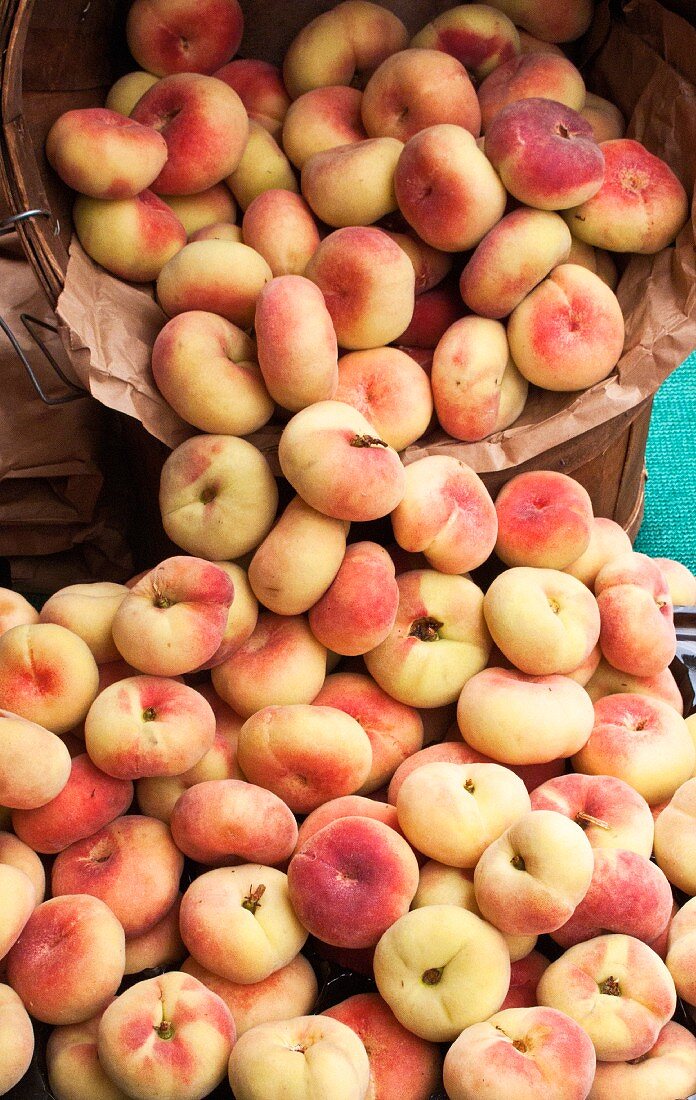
[{"x1": 56, "y1": 0, "x2": 696, "y2": 472}]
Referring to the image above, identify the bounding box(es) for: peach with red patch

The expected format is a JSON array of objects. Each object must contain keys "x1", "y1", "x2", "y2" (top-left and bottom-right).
[
  {"x1": 126, "y1": 0, "x2": 242, "y2": 76},
  {"x1": 0, "y1": 864, "x2": 35, "y2": 961},
  {"x1": 282, "y1": 86, "x2": 367, "y2": 169},
  {"x1": 73, "y1": 190, "x2": 186, "y2": 283},
  {"x1": 410, "y1": 5, "x2": 520, "y2": 82},
  {"x1": 236, "y1": 704, "x2": 372, "y2": 815},
  {"x1": 214, "y1": 59, "x2": 289, "y2": 138},
  {"x1": 0, "y1": 589, "x2": 38, "y2": 637},
  {"x1": 361, "y1": 49, "x2": 481, "y2": 142},
  {"x1": 0, "y1": 710, "x2": 71, "y2": 810},
  {"x1": 484, "y1": 0, "x2": 593, "y2": 43},
  {"x1": 7, "y1": 894, "x2": 125, "y2": 1025},
  {"x1": 295, "y1": 795, "x2": 403, "y2": 853},
  {"x1": 288, "y1": 815, "x2": 419, "y2": 949},
  {"x1": 564, "y1": 138, "x2": 689, "y2": 254},
  {"x1": 530, "y1": 772, "x2": 655, "y2": 858},
  {"x1": 501, "y1": 951, "x2": 550, "y2": 1010},
  {"x1": 97, "y1": 971, "x2": 235, "y2": 1100},
  {"x1": 477, "y1": 52, "x2": 586, "y2": 132},
  {"x1": 51, "y1": 815, "x2": 183, "y2": 937},
  {"x1": 242, "y1": 189, "x2": 320, "y2": 276},
  {"x1": 0, "y1": 983, "x2": 34, "y2": 1096},
  {"x1": 494, "y1": 470, "x2": 594, "y2": 569},
  {"x1": 394, "y1": 124, "x2": 507, "y2": 252},
  {"x1": 589, "y1": 1020, "x2": 696, "y2": 1100},
  {"x1": 124, "y1": 896, "x2": 185, "y2": 976},
  {"x1": 595, "y1": 552, "x2": 676, "y2": 677},
  {"x1": 382, "y1": 230, "x2": 453, "y2": 295},
  {"x1": 40, "y1": 581, "x2": 129, "y2": 665},
  {"x1": 334, "y1": 347, "x2": 432, "y2": 452},
  {"x1": 654, "y1": 777, "x2": 696, "y2": 896},
  {"x1": 156, "y1": 239, "x2": 273, "y2": 327},
  {"x1": 12, "y1": 753, "x2": 132, "y2": 854},
  {"x1": 324, "y1": 991, "x2": 442, "y2": 1100},
  {"x1": 573, "y1": 693, "x2": 695, "y2": 805},
  {"x1": 585, "y1": 657, "x2": 683, "y2": 713},
  {"x1": 563, "y1": 516, "x2": 632, "y2": 589},
  {"x1": 399, "y1": 282, "x2": 464, "y2": 348}
]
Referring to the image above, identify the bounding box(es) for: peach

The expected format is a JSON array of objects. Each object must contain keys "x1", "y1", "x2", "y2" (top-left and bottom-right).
[
  {"x1": 156, "y1": 239, "x2": 273, "y2": 327},
  {"x1": 484, "y1": 0, "x2": 594, "y2": 43},
  {"x1": 573, "y1": 694, "x2": 695, "y2": 805},
  {"x1": 278, "y1": 401, "x2": 405, "y2": 522},
  {"x1": 227, "y1": 121, "x2": 298, "y2": 211},
  {"x1": 399, "y1": 281, "x2": 464, "y2": 349},
  {"x1": 302, "y1": 136, "x2": 402, "y2": 228},
  {"x1": 654, "y1": 557, "x2": 696, "y2": 605},
  {"x1": 387, "y1": 741, "x2": 490, "y2": 804},
  {"x1": 595, "y1": 552, "x2": 676, "y2": 677},
  {"x1": 312, "y1": 672, "x2": 423, "y2": 795},
  {"x1": 282, "y1": 86, "x2": 367, "y2": 170},
  {"x1": 179, "y1": 864, "x2": 308, "y2": 984},
  {"x1": 373, "y1": 904, "x2": 510, "y2": 1042},
  {"x1": 160, "y1": 182, "x2": 237, "y2": 237},
  {"x1": 159, "y1": 433, "x2": 278, "y2": 561},
  {"x1": 654, "y1": 778, "x2": 696, "y2": 895},
  {"x1": 182, "y1": 952, "x2": 317, "y2": 1036},
  {"x1": 392, "y1": 456, "x2": 498, "y2": 575},
  {"x1": 431, "y1": 315, "x2": 528, "y2": 441},
  {"x1": 236, "y1": 704, "x2": 372, "y2": 814},
  {"x1": 478, "y1": 52, "x2": 586, "y2": 132},
  {"x1": 517, "y1": 29, "x2": 566, "y2": 55},
  {"x1": 530, "y1": 773, "x2": 655, "y2": 858},
  {"x1": 39, "y1": 581, "x2": 128, "y2": 664},
  {"x1": 0, "y1": 622, "x2": 99, "y2": 735},
  {"x1": 589, "y1": 1020, "x2": 696, "y2": 1100},
  {"x1": 46, "y1": 107, "x2": 168, "y2": 199},
  {"x1": 443, "y1": 1005, "x2": 596, "y2": 1100},
  {"x1": 537, "y1": 934, "x2": 677, "y2": 1062},
  {"x1": 501, "y1": 950, "x2": 550, "y2": 1009},
  {"x1": 459, "y1": 207, "x2": 572, "y2": 319},
  {"x1": 564, "y1": 139, "x2": 689, "y2": 254},
  {"x1": 507, "y1": 263, "x2": 625, "y2": 391},
  {"x1": 308, "y1": 542, "x2": 399, "y2": 657},
  {"x1": 282, "y1": 1, "x2": 408, "y2": 99},
  {"x1": 229, "y1": 1014, "x2": 370, "y2": 1100},
  {"x1": 0, "y1": 832, "x2": 45, "y2": 904},
  {"x1": 0, "y1": 710, "x2": 71, "y2": 809},
  {"x1": 73, "y1": 190, "x2": 186, "y2": 282},
  {"x1": 584, "y1": 657, "x2": 683, "y2": 713},
  {"x1": 12, "y1": 753, "x2": 133, "y2": 854},
  {"x1": 473, "y1": 810, "x2": 594, "y2": 935},
  {"x1": 334, "y1": 347, "x2": 433, "y2": 452},
  {"x1": 295, "y1": 795, "x2": 402, "y2": 853},
  {"x1": 0, "y1": 983, "x2": 34, "y2": 1094},
  {"x1": 581, "y1": 92, "x2": 625, "y2": 143},
  {"x1": 666, "y1": 897, "x2": 696, "y2": 1006},
  {"x1": 0, "y1": 865, "x2": 35, "y2": 961},
  {"x1": 105, "y1": 69, "x2": 159, "y2": 115},
  {"x1": 564, "y1": 517, "x2": 633, "y2": 589},
  {"x1": 97, "y1": 971, "x2": 235, "y2": 1100},
  {"x1": 410, "y1": 5, "x2": 520, "y2": 82},
  {"x1": 211, "y1": 612, "x2": 326, "y2": 718},
  {"x1": 0, "y1": 589, "x2": 38, "y2": 636},
  {"x1": 126, "y1": 0, "x2": 243, "y2": 76},
  {"x1": 188, "y1": 220, "x2": 242, "y2": 242},
  {"x1": 361, "y1": 49, "x2": 480, "y2": 141},
  {"x1": 170, "y1": 778, "x2": 298, "y2": 866},
  {"x1": 7, "y1": 894, "x2": 125, "y2": 1025},
  {"x1": 324, "y1": 991, "x2": 442, "y2": 1100},
  {"x1": 46, "y1": 1008, "x2": 128, "y2": 1100},
  {"x1": 242, "y1": 189, "x2": 320, "y2": 276},
  {"x1": 394, "y1": 124, "x2": 507, "y2": 252},
  {"x1": 255, "y1": 275, "x2": 338, "y2": 411},
  {"x1": 382, "y1": 230, "x2": 453, "y2": 295},
  {"x1": 305, "y1": 227, "x2": 415, "y2": 349},
  {"x1": 124, "y1": 896, "x2": 185, "y2": 975},
  {"x1": 131, "y1": 73, "x2": 248, "y2": 194},
  {"x1": 214, "y1": 59, "x2": 290, "y2": 138}
]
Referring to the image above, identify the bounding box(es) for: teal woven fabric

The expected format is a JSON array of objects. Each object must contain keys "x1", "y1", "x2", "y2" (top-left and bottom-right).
[{"x1": 634, "y1": 350, "x2": 696, "y2": 573}]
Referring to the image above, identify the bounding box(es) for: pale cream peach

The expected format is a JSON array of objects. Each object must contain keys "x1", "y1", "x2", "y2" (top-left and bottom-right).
[
  {"x1": 654, "y1": 557, "x2": 696, "y2": 605},
  {"x1": 0, "y1": 984, "x2": 34, "y2": 1093},
  {"x1": 581, "y1": 92, "x2": 626, "y2": 144},
  {"x1": 361, "y1": 49, "x2": 480, "y2": 141},
  {"x1": 588, "y1": 1020, "x2": 696, "y2": 1100},
  {"x1": 483, "y1": 0, "x2": 594, "y2": 44},
  {"x1": 0, "y1": 589, "x2": 38, "y2": 636},
  {"x1": 0, "y1": 832, "x2": 45, "y2": 904},
  {"x1": 242, "y1": 189, "x2": 320, "y2": 276},
  {"x1": 227, "y1": 121, "x2": 299, "y2": 211},
  {"x1": 0, "y1": 864, "x2": 35, "y2": 961},
  {"x1": 584, "y1": 657, "x2": 683, "y2": 713},
  {"x1": 302, "y1": 137, "x2": 402, "y2": 227},
  {"x1": 654, "y1": 778, "x2": 696, "y2": 895},
  {"x1": 0, "y1": 710, "x2": 71, "y2": 810},
  {"x1": 47, "y1": 1007, "x2": 129, "y2": 1100},
  {"x1": 39, "y1": 581, "x2": 128, "y2": 664},
  {"x1": 156, "y1": 239, "x2": 272, "y2": 327},
  {"x1": 189, "y1": 221, "x2": 242, "y2": 243},
  {"x1": 161, "y1": 182, "x2": 237, "y2": 237},
  {"x1": 105, "y1": 70, "x2": 159, "y2": 115},
  {"x1": 564, "y1": 517, "x2": 633, "y2": 589}
]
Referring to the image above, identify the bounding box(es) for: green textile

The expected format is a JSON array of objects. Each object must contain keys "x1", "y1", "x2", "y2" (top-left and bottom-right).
[{"x1": 634, "y1": 350, "x2": 696, "y2": 574}]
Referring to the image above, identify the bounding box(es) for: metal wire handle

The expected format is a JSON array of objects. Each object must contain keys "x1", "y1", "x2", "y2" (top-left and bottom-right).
[
  {"x1": 0, "y1": 312, "x2": 86, "y2": 405},
  {"x1": 0, "y1": 208, "x2": 59, "y2": 237}
]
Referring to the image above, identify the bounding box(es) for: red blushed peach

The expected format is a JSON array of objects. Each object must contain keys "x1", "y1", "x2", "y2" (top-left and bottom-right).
[
  {"x1": 324, "y1": 991, "x2": 442, "y2": 1100},
  {"x1": 39, "y1": 581, "x2": 128, "y2": 665},
  {"x1": 485, "y1": 99, "x2": 604, "y2": 210},
  {"x1": 309, "y1": 542, "x2": 399, "y2": 657},
  {"x1": 552, "y1": 849, "x2": 673, "y2": 949},
  {"x1": 105, "y1": 69, "x2": 160, "y2": 115},
  {"x1": 530, "y1": 773, "x2": 655, "y2": 858},
  {"x1": 573, "y1": 694, "x2": 695, "y2": 807},
  {"x1": 0, "y1": 622, "x2": 99, "y2": 735},
  {"x1": 51, "y1": 815, "x2": 183, "y2": 937},
  {"x1": 398, "y1": 281, "x2": 464, "y2": 349},
  {"x1": 444, "y1": 1005, "x2": 596, "y2": 1100},
  {"x1": 595, "y1": 553, "x2": 676, "y2": 678},
  {"x1": 97, "y1": 971, "x2": 235, "y2": 1100},
  {"x1": 392, "y1": 456, "x2": 498, "y2": 575},
  {"x1": 295, "y1": 795, "x2": 402, "y2": 853},
  {"x1": 0, "y1": 589, "x2": 38, "y2": 636},
  {"x1": 242, "y1": 189, "x2": 320, "y2": 276},
  {"x1": 0, "y1": 865, "x2": 35, "y2": 961},
  {"x1": 383, "y1": 230, "x2": 453, "y2": 295},
  {"x1": 485, "y1": 0, "x2": 593, "y2": 43},
  {"x1": 170, "y1": 779, "x2": 298, "y2": 866},
  {"x1": 159, "y1": 182, "x2": 237, "y2": 239},
  {"x1": 537, "y1": 934, "x2": 677, "y2": 1063},
  {"x1": 306, "y1": 227, "x2": 415, "y2": 350},
  {"x1": 581, "y1": 92, "x2": 625, "y2": 144},
  {"x1": 180, "y1": 864, "x2": 308, "y2": 984},
  {"x1": 12, "y1": 753, "x2": 133, "y2": 855},
  {"x1": 288, "y1": 816, "x2": 418, "y2": 949},
  {"x1": 211, "y1": 612, "x2": 327, "y2": 719},
  {"x1": 158, "y1": 433, "x2": 278, "y2": 562},
  {"x1": 508, "y1": 263, "x2": 625, "y2": 391},
  {"x1": 432, "y1": 315, "x2": 528, "y2": 442},
  {"x1": 501, "y1": 951, "x2": 550, "y2": 1010},
  {"x1": 589, "y1": 1020, "x2": 696, "y2": 1100},
  {"x1": 0, "y1": 832, "x2": 45, "y2": 903},
  {"x1": 282, "y1": 86, "x2": 367, "y2": 170},
  {"x1": 7, "y1": 894, "x2": 125, "y2": 1025},
  {"x1": 334, "y1": 347, "x2": 432, "y2": 452},
  {"x1": 237, "y1": 704, "x2": 372, "y2": 815},
  {"x1": 585, "y1": 657, "x2": 683, "y2": 713},
  {"x1": 459, "y1": 207, "x2": 572, "y2": 319},
  {"x1": 394, "y1": 124, "x2": 507, "y2": 252},
  {"x1": 282, "y1": 1, "x2": 408, "y2": 100},
  {"x1": 565, "y1": 139, "x2": 689, "y2": 254},
  {"x1": 227, "y1": 121, "x2": 299, "y2": 212},
  {"x1": 361, "y1": 49, "x2": 480, "y2": 142},
  {"x1": 494, "y1": 470, "x2": 594, "y2": 569},
  {"x1": 124, "y1": 896, "x2": 185, "y2": 975},
  {"x1": 410, "y1": 5, "x2": 519, "y2": 82},
  {"x1": 214, "y1": 59, "x2": 290, "y2": 138},
  {"x1": 156, "y1": 239, "x2": 273, "y2": 328},
  {"x1": 182, "y1": 953, "x2": 317, "y2": 1036},
  {"x1": 126, "y1": 0, "x2": 243, "y2": 76},
  {"x1": 564, "y1": 516, "x2": 633, "y2": 589},
  {"x1": 654, "y1": 557, "x2": 696, "y2": 606},
  {"x1": 654, "y1": 778, "x2": 696, "y2": 896},
  {"x1": 0, "y1": 983, "x2": 34, "y2": 1095},
  {"x1": 255, "y1": 275, "x2": 338, "y2": 411},
  {"x1": 85, "y1": 676, "x2": 216, "y2": 780},
  {"x1": 73, "y1": 190, "x2": 186, "y2": 283},
  {"x1": 46, "y1": 107, "x2": 168, "y2": 199},
  {"x1": 46, "y1": 1007, "x2": 128, "y2": 1100},
  {"x1": 0, "y1": 710, "x2": 71, "y2": 809},
  {"x1": 312, "y1": 673, "x2": 423, "y2": 795},
  {"x1": 478, "y1": 52, "x2": 586, "y2": 132}
]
